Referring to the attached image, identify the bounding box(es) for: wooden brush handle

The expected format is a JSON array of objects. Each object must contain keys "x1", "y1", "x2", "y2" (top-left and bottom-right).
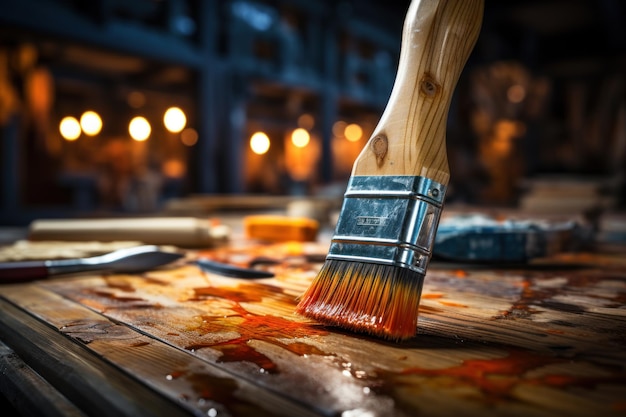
[{"x1": 353, "y1": 0, "x2": 483, "y2": 185}]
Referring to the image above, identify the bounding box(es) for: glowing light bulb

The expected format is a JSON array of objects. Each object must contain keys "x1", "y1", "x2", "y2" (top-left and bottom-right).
[
  {"x1": 344, "y1": 123, "x2": 363, "y2": 142},
  {"x1": 291, "y1": 128, "x2": 310, "y2": 148},
  {"x1": 59, "y1": 116, "x2": 81, "y2": 141},
  {"x1": 80, "y1": 111, "x2": 102, "y2": 136},
  {"x1": 129, "y1": 116, "x2": 151, "y2": 141},
  {"x1": 164, "y1": 107, "x2": 186, "y2": 133},
  {"x1": 250, "y1": 131, "x2": 270, "y2": 155}
]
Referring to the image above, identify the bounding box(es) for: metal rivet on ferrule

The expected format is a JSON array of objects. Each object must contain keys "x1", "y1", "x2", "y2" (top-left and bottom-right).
[{"x1": 430, "y1": 188, "x2": 440, "y2": 198}]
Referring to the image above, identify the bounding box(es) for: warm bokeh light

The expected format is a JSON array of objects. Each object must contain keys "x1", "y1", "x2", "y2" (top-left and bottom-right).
[
  {"x1": 164, "y1": 107, "x2": 187, "y2": 133},
  {"x1": 59, "y1": 116, "x2": 81, "y2": 141},
  {"x1": 127, "y1": 91, "x2": 146, "y2": 109},
  {"x1": 129, "y1": 116, "x2": 151, "y2": 141},
  {"x1": 284, "y1": 130, "x2": 320, "y2": 181},
  {"x1": 180, "y1": 127, "x2": 198, "y2": 146},
  {"x1": 344, "y1": 123, "x2": 363, "y2": 142},
  {"x1": 163, "y1": 159, "x2": 186, "y2": 178},
  {"x1": 332, "y1": 120, "x2": 347, "y2": 137},
  {"x1": 507, "y1": 84, "x2": 526, "y2": 103},
  {"x1": 297, "y1": 113, "x2": 314, "y2": 130},
  {"x1": 80, "y1": 111, "x2": 102, "y2": 136},
  {"x1": 291, "y1": 128, "x2": 310, "y2": 148},
  {"x1": 250, "y1": 131, "x2": 270, "y2": 155}
]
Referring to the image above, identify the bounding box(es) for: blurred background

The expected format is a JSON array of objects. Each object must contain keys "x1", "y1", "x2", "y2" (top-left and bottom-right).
[{"x1": 0, "y1": 0, "x2": 624, "y2": 226}]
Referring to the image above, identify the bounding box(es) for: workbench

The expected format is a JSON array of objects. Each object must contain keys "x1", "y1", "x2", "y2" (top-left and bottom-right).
[{"x1": 1, "y1": 239, "x2": 625, "y2": 417}]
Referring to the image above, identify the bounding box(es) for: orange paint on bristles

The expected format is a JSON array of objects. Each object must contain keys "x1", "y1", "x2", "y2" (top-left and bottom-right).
[{"x1": 296, "y1": 260, "x2": 424, "y2": 341}]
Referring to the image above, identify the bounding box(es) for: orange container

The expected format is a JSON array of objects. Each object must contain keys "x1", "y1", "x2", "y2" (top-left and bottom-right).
[{"x1": 243, "y1": 215, "x2": 319, "y2": 242}]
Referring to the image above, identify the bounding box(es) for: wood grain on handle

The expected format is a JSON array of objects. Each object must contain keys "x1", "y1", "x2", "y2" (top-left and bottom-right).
[{"x1": 353, "y1": 0, "x2": 483, "y2": 184}]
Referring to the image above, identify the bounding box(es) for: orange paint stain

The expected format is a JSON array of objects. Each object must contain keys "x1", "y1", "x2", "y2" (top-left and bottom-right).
[
  {"x1": 89, "y1": 290, "x2": 145, "y2": 302},
  {"x1": 438, "y1": 301, "x2": 468, "y2": 308},
  {"x1": 422, "y1": 293, "x2": 445, "y2": 299},
  {"x1": 191, "y1": 282, "x2": 296, "y2": 305},
  {"x1": 279, "y1": 341, "x2": 328, "y2": 356},
  {"x1": 401, "y1": 349, "x2": 626, "y2": 402},
  {"x1": 185, "y1": 283, "x2": 330, "y2": 374},
  {"x1": 453, "y1": 270, "x2": 468, "y2": 278},
  {"x1": 105, "y1": 279, "x2": 135, "y2": 292},
  {"x1": 418, "y1": 305, "x2": 445, "y2": 314}
]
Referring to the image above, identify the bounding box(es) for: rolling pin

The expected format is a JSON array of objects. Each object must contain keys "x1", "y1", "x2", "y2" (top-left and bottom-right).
[{"x1": 28, "y1": 217, "x2": 230, "y2": 248}]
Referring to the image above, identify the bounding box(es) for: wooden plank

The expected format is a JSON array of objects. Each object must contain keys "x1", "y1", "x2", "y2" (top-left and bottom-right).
[
  {"x1": 0, "y1": 294, "x2": 192, "y2": 417},
  {"x1": 1, "y1": 254, "x2": 621, "y2": 417},
  {"x1": 0, "y1": 340, "x2": 86, "y2": 417},
  {"x1": 0, "y1": 286, "x2": 325, "y2": 417}
]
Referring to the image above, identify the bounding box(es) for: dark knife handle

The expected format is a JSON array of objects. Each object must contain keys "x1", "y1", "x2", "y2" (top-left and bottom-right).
[
  {"x1": 0, "y1": 260, "x2": 49, "y2": 283},
  {"x1": 196, "y1": 259, "x2": 274, "y2": 279}
]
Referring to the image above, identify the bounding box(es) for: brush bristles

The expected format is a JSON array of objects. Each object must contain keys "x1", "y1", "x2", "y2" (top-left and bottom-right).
[{"x1": 296, "y1": 259, "x2": 424, "y2": 341}]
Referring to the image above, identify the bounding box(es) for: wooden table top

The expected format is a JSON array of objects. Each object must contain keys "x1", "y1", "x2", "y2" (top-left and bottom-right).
[{"x1": 1, "y1": 240, "x2": 625, "y2": 417}]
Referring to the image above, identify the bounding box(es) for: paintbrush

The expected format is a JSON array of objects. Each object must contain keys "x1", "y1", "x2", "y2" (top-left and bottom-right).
[{"x1": 296, "y1": 0, "x2": 484, "y2": 340}]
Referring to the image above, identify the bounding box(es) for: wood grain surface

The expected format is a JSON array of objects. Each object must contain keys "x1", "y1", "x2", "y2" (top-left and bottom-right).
[
  {"x1": 353, "y1": 0, "x2": 483, "y2": 184},
  {"x1": 1, "y1": 240, "x2": 625, "y2": 417}
]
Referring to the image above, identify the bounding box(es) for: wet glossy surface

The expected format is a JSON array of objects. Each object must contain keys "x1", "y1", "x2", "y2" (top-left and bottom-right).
[{"x1": 1, "y1": 243, "x2": 625, "y2": 416}]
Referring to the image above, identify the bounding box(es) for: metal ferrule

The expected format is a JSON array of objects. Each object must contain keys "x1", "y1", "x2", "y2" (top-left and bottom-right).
[{"x1": 327, "y1": 176, "x2": 446, "y2": 275}]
